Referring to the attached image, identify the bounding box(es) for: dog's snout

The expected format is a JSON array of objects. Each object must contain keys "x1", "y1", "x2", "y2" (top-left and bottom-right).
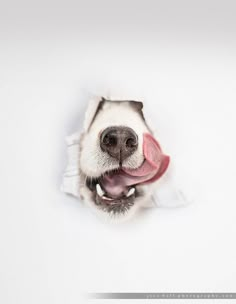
[{"x1": 100, "y1": 127, "x2": 138, "y2": 162}]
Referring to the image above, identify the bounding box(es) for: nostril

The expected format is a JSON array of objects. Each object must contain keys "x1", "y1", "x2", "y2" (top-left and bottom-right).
[
  {"x1": 126, "y1": 137, "x2": 137, "y2": 148},
  {"x1": 103, "y1": 134, "x2": 117, "y2": 146}
]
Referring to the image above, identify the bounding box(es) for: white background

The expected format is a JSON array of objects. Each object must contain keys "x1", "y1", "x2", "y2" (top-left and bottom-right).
[{"x1": 0, "y1": 0, "x2": 236, "y2": 303}]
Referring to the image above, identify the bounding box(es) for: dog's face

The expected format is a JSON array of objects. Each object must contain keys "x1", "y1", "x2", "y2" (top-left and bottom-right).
[{"x1": 79, "y1": 98, "x2": 169, "y2": 220}]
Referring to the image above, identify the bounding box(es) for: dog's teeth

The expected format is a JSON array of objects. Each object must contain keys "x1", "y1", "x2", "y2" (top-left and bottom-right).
[
  {"x1": 126, "y1": 187, "x2": 135, "y2": 197},
  {"x1": 96, "y1": 184, "x2": 105, "y2": 197},
  {"x1": 102, "y1": 195, "x2": 113, "y2": 201}
]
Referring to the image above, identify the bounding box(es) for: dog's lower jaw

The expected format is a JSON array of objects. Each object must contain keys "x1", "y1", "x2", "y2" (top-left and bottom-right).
[
  {"x1": 94, "y1": 192, "x2": 135, "y2": 215},
  {"x1": 79, "y1": 173, "x2": 150, "y2": 221},
  {"x1": 83, "y1": 196, "x2": 145, "y2": 222},
  {"x1": 81, "y1": 187, "x2": 137, "y2": 219}
]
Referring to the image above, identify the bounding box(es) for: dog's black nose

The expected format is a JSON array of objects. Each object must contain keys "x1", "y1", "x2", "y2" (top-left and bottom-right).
[{"x1": 100, "y1": 127, "x2": 138, "y2": 162}]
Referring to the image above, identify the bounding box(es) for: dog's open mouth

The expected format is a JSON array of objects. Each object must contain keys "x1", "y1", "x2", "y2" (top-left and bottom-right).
[
  {"x1": 85, "y1": 133, "x2": 170, "y2": 214},
  {"x1": 86, "y1": 172, "x2": 137, "y2": 214}
]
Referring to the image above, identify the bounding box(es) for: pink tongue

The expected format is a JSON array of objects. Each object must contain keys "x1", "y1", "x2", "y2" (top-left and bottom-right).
[{"x1": 100, "y1": 133, "x2": 170, "y2": 198}]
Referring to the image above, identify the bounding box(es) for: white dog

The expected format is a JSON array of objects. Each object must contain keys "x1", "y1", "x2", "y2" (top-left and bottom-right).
[{"x1": 62, "y1": 97, "x2": 190, "y2": 221}]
